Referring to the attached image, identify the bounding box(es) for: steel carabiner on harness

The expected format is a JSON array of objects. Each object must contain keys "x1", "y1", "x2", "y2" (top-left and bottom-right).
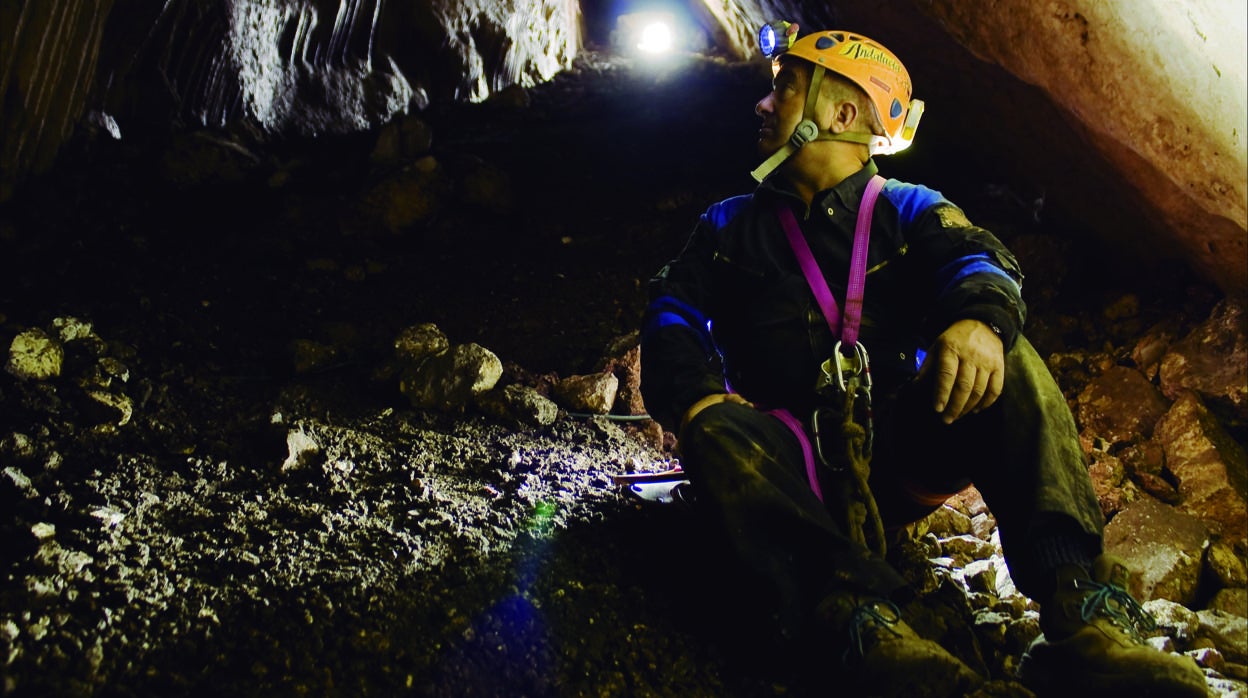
[
  {"x1": 815, "y1": 340, "x2": 872, "y2": 396},
  {"x1": 811, "y1": 341, "x2": 876, "y2": 468}
]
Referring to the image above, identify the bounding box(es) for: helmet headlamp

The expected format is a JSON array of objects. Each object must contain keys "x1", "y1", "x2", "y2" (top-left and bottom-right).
[{"x1": 758, "y1": 20, "x2": 797, "y2": 58}]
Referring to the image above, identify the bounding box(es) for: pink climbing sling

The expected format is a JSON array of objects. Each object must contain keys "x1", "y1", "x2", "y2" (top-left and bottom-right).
[
  {"x1": 768, "y1": 174, "x2": 884, "y2": 499},
  {"x1": 767, "y1": 174, "x2": 890, "y2": 555}
]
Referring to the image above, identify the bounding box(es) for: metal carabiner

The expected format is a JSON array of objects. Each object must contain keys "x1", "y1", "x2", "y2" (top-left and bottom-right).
[
  {"x1": 818, "y1": 340, "x2": 871, "y2": 394},
  {"x1": 809, "y1": 406, "x2": 842, "y2": 470}
]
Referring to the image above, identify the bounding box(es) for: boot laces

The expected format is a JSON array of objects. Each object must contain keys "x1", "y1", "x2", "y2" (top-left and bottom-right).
[
  {"x1": 843, "y1": 599, "x2": 903, "y2": 663},
  {"x1": 1076, "y1": 579, "x2": 1157, "y2": 643}
]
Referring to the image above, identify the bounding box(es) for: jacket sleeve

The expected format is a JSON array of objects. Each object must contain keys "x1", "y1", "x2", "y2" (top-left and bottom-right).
[
  {"x1": 889, "y1": 184, "x2": 1027, "y2": 349},
  {"x1": 639, "y1": 211, "x2": 730, "y2": 432}
]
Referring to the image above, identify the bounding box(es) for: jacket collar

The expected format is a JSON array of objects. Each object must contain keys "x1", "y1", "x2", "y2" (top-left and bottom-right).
[{"x1": 756, "y1": 159, "x2": 881, "y2": 218}]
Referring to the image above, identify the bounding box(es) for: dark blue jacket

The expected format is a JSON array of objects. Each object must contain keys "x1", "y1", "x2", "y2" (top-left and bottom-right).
[{"x1": 640, "y1": 161, "x2": 1026, "y2": 431}]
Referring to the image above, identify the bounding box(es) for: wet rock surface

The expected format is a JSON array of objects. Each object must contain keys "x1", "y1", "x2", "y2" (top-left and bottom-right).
[{"x1": 2, "y1": 54, "x2": 1246, "y2": 696}]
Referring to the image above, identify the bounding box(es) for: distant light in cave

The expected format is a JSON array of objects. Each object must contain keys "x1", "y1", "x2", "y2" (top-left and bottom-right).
[
  {"x1": 636, "y1": 21, "x2": 673, "y2": 53},
  {"x1": 615, "y1": 11, "x2": 686, "y2": 57}
]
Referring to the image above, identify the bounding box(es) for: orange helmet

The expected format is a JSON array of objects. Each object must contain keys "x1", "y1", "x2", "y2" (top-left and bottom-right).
[
  {"x1": 784, "y1": 30, "x2": 922, "y2": 154},
  {"x1": 751, "y1": 23, "x2": 925, "y2": 181}
]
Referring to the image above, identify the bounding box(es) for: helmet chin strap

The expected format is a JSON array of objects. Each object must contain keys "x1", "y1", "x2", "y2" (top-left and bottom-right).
[
  {"x1": 750, "y1": 119, "x2": 817, "y2": 182},
  {"x1": 750, "y1": 64, "x2": 875, "y2": 183}
]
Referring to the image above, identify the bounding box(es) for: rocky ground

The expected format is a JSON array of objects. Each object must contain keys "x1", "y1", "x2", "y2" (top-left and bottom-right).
[{"x1": 2, "y1": 52, "x2": 1245, "y2": 697}]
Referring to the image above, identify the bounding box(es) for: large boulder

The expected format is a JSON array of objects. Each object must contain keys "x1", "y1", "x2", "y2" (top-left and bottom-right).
[
  {"x1": 399, "y1": 343, "x2": 503, "y2": 411},
  {"x1": 1153, "y1": 391, "x2": 1248, "y2": 540},
  {"x1": 6, "y1": 329, "x2": 64, "y2": 381},
  {"x1": 1103, "y1": 497, "x2": 1210, "y2": 606},
  {"x1": 1076, "y1": 365, "x2": 1170, "y2": 445},
  {"x1": 1159, "y1": 298, "x2": 1248, "y2": 421}
]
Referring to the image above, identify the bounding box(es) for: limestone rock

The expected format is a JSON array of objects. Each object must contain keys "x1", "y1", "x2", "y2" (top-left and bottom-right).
[
  {"x1": 1104, "y1": 496, "x2": 1209, "y2": 605},
  {"x1": 6, "y1": 329, "x2": 64, "y2": 381},
  {"x1": 1159, "y1": 298, "x2": 1248, "y2": 420},
  {"x1": 394, "y1": 323, "x2": 450, "y2": 364},
  {"x1": 81, "y1": 357, "x2": 131, "y2": 391},
  {"x1": 1143, "y1": 598, "x2": 1200, "y2": 645},
  {"x1": 597, "y1": 333, "x2": 645, "y2": 417},
  {"x1": 281, "y1": 428, "x2": 321, "y2": 472},
  {"x1": 941, "y1": 534, "x2": 998, "y2": 567},
  {"x1": 1132, "y1": 318, "x2": 1181, "y2": 381},
  {"x1": 1087, "y1": 450, "x2": 1135, "y2": 518},
  {"x1": 1208, "y1": 589, "x2": 1248, "y2": 617},
  {"x1": 1186, "y1": 646, "x2": 1226, "y2": 673},
  {"x1": 963, "y1": 559, "x2": 997, "y2": 595},
  {"x1": 400, "y1": 343, "x2": 502, "y2": 411},
  {"x1": 51, "y1": 316, "x2": 98, "y2": 344},
  {"x1": 81, "y1": 390, "x2": 133, "y2": 427},
  {"x1": 946, "y1": 485, "x2": 990, "y2": 518},
  {"x1": 923, "y1": 505, "x2": 974, "y2": 539},
  {"x1": 1076, "y1": 365, "x2": 1171, "y2": 445},
  {"x1": 477, "y1": 384, "x2": 559, "y2": 428},
  {"x1": 1197, "y1": 610, "x2": 1248, "y2": 664},
  {"x1": 1153, "y1": 391, "x2": 1248, "y2": 539},
  {"x1": 1207, "y1": 540, "x2": 1248, "y2": 589},
  {"x1": 553, "y1": 373, "x2": 619, "y2": 415},
  {"x1": 1131, "y1": 470, "x2": 1182, "y2": 506}
]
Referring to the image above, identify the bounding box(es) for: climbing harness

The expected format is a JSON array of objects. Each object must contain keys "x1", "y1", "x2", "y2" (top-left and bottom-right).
[{"x1": 770, "y1": 174, "x2": 888, "y2": 555}]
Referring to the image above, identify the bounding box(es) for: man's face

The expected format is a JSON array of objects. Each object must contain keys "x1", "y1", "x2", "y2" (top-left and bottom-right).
[{"x1": 755, "y1": 60, "x2": 810, "y2": 156}]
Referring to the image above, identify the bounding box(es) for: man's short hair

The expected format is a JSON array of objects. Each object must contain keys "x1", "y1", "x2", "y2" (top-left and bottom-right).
[{"x1": 819, "y1": 71, "x2": 885, "y2": 137}]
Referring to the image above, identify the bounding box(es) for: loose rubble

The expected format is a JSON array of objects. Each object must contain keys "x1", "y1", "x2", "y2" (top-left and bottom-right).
[{"x1": 3, "y1": 304, "x2": 1245, "y2": 697}]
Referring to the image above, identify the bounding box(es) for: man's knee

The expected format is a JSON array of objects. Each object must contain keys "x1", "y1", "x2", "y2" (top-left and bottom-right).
[{"x1": 682, "y1": 403, "x2": 762, "y2": 458}]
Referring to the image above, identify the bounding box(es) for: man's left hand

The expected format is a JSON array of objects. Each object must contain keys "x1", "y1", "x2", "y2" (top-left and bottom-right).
[{"x1": 918, "y1": 318, "x2": 1005, "y2": 424}]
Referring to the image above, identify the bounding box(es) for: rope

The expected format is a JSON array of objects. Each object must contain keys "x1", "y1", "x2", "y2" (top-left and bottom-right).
[
  {"x1": 840, "y1": 375, "x2": 886, "y2": 556},
  {"x1": 566, "y1": 412, "x2": 652, "y2": 422}
]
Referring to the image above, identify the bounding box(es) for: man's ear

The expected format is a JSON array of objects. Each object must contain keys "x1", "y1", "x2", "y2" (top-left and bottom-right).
[{"x1": 827, "y1": 100, "x2": 859, "y2": 134}]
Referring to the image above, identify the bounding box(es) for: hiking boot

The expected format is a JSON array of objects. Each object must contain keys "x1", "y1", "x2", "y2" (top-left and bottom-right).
[
  {"x1": 816, "y1": 592, "x2": 982, "y2": 697},
  {"x1": 1019, "y1": 555, "x2": 1208, "y2": 697}
]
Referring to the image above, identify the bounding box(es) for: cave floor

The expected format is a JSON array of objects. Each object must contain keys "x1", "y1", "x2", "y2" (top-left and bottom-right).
[{"x1": 0, "y1": 52, "x2": 1215, "y2": 697}]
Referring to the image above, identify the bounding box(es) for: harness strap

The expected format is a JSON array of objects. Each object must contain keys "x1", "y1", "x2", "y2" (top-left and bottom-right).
[
  {"x1": 844, "y1": 175, "x2": 886, "y2": 345},
  {"x1": 768, "y1": 408, "x2": 823, "y2": 502},
  {"x1": 774, "y1": 175, "x2": 885, "y2": 341}
]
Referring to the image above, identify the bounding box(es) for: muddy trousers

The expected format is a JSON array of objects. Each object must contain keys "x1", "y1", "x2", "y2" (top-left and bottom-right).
[{"x1": 677, "y1": 336, "x2": 1104, "y2": 639}]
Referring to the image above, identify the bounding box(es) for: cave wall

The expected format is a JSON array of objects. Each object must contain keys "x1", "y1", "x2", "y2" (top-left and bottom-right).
[
  {"x1": 0, "y1": 0, "x2": 115, "y2": 202},
  {"x1": 0, "y1": 0, "x2": 579, "y2": 199},
  {"x1": 1, "y1": 0, "x2": 1245, "y2": 297},
  {"x1": 911, "y1": 0, "x2": 1247, "y2": 301}
]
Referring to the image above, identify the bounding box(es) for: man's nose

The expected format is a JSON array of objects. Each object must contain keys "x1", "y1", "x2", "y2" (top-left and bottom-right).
[{"x1": 756, "y1": 94, "x2": 773, "y2": 116}]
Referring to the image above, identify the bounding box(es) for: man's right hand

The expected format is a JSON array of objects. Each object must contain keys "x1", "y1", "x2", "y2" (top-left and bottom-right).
[{"x1": 679, "y1": 393, "x2": 754, "y2": 437}]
